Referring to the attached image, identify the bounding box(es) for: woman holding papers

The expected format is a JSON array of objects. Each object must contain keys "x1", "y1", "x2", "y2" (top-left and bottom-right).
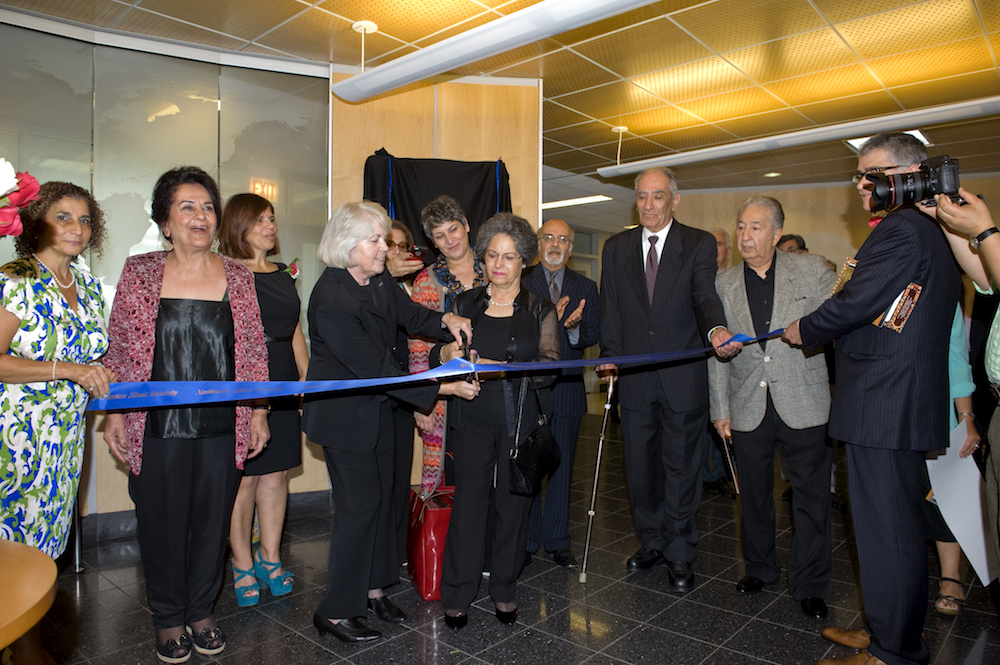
[{"x1": 104, "y1": 167, "x2": 268, "y2": 663}]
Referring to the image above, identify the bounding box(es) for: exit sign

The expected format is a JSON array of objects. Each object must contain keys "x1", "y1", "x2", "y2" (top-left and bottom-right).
[{"x1": 250, "y1": 178, "x2": 278, "y2": 201}]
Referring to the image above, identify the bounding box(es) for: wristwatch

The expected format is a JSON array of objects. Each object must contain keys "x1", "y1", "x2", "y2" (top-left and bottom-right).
[{"x1": 970, "y1": 226, "x2": 999, "y2": 249}]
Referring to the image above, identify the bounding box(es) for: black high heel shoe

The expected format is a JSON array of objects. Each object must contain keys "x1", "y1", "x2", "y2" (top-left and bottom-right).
[
  {"x1": 444, "y1": 610, "x2": 468, "y2": 629},
  {"x1": 312, "y1": 614, "x2": 381, "y2": 643},
  {"x1": 368, "y1": 595, "x2": 406, "y2": 623}
]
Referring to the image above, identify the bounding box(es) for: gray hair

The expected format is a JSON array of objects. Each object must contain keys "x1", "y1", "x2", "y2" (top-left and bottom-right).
[
  {"x1": 709, "y1": 227, "x2": 731, "y2": 248},
  {"x1": 634, "y1": 166, "x2": 679, "y2": 198},
  {"x1": 420, "y1": 195, "x2": 467, "y2": 238},
  {"x1": 476, "y1": 212, "x2": 538, "y2": 265},
  {"x1": 317, "y1": 200, "x2": 392, "y2": 268},
  {"x1": 738, "y1": 196, "x2": 784, "y2": 231},
  {"x1": 859, "y1": 132, "x2": 927, "y2": 168}
]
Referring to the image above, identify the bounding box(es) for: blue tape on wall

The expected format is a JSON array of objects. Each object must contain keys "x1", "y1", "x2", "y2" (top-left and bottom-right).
[{"x1": 87, "y1": 330, "x2": 781, "y2": 411}]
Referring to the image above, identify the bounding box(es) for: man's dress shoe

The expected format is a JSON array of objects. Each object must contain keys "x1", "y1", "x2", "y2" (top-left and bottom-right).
[
  {"x1": 313, "y1": 615, "x2": 381, "y2": 643},
  {"x1": 800, "y1": 597, "x2": 828, "y2": 619},
  {"x1": 368, "y1": 595, "x2": 406, "y2": 623},
  {"x1": 444, "y1": 612, "x2": 468, "y2": 630},
  {"x1": 736, "y1": 576, "x2": 765, "y2": 594},
  {"x1": 495, "y1": 607, "x2": 518, "y2": 625},
  {"x1": 549, "y1": 549, "x2": 578, "y2": 568},
  {"x1": 821, "y1": 626, "x2": 871, "y2": 649},
  {"x1": 626, "y1": 546, "x2": 665, "y2": 572},
  {"x1": 666, "y1": 560, "x2": 695, "y2": 591}
]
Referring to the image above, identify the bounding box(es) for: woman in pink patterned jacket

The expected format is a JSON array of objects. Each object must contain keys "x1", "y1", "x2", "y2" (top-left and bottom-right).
[{"x1": 104, "y1": 166, "x2": 268, "y2": 664}]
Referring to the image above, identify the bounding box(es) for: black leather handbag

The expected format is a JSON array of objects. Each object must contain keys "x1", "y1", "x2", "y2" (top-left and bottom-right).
[{"x1": 509, "y1": 378, "x2": 561, "y2": 497}]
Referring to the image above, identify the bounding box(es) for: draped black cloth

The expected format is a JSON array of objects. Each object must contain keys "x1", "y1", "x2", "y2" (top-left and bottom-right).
[{"x1": 363, "y1": 148, "x2": 512, "y2": 255}]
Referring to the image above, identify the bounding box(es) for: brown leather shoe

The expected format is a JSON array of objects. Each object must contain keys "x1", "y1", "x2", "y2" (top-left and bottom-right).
[
  {"x1": 817, "y1": 649, "x2": 886, "y2": 665},
  {"x1": 821, "y1": 626, "x2": 870, "y2": 650}
]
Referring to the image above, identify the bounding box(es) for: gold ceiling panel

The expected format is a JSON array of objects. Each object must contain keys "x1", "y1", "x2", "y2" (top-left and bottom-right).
[
  {"x1": 114, "y1": 8, "x2": 249, "y2": 50},
  {"x1": 545, "y1": 150, "x2": 608, "y2": 172},
  {"x1": 940, "y1": 136, "x2": 1000, "y2": 158},
  {"x1": 316, "y1": 0, "x2": 484, "y2": 45},
  {"x1": 927, "y1": 117, "x2": 1000, "y2": 143},
  {"x1": 0, "y1": 0, "x2": 127, "y2": 26},
  {"x1": 365, "y1": 45, "x2": 418, "y2": 69},
  {"x1": 671, "y1": 0, "x2": 827, "y2": 54},
  {"x1": 714, "y1": 108, "x2": 815, "y2": 138},
  {"x1": 710, "y1": 152, "x2": 788, "y2": 174},
  {"x1": 546, "y1": 122, "x2": 621, "y2": 148},
  {"x1": 668, "y1": 162, "x2": 731, "y2": 184},
  {"x1": 493, "y1": 0, "x2": 547, "y2": 14},
  {"x1": 811, "y1": 0, "x2": 924, "y2": 25},
  {"x1": 543, "y1": 138, "x2": 572, "y2": 155},
  {"x1": 258, "y1": 7, "x2": 381, "y2": 63},
  {"x1": 795, "y1": 156, "x2": 860, "y2": 177},
  {"x1": 988, "y1": 32, "x2": 1000, "y2": 61},
  {"x1": 890, "y1": 70, "x2": 1000, "y2": 109},
  {"x1": 551, "y1": 5, "x2": 666, "y2": 47},
  {"x1": 450, "y1": 40, "x2": 563, "y2": 76},
  {"x1": 980, "y1": 0, "x2": 1000, "y2": 32},
  {"x1": 553, "y1": 80, "x2": 667, "y2": 121},
  {"x1": 797, "y1": 91, "x2": 902, "y2": 125},
  {"x1": 677, "y1": 88, "x2": 786, "y2": 124},
  {"x1": 413, "y1": 13, "x2": 495, "y2": 49},
  {"x1": 837, "y1": 0, "x2": 981, "y2": 60},
  {"x1": 543, "y1": 102, "x2": 590, "y2": 131},
  {"x1": 586, "y1": 138, "x2": 669, "y2": 162},
  {"x1": 770, "y1": 140, "x2": 857, "y2": 163},
  {"x1": 572, "y1": 17, "x2": 711, "y2": 80},
  {"x1": 137, "y1": 0, "x2": 306, "y2": 41},
  {"x1": 764, "y1": 65, "x2": 882, "y2": 106},
  {"x1": 632, "y1": 57, "x2": 755, "y2": 103},
  {"x1": 492, "y1": 50, "x2": 618, "y2": 98},
  {"x1": 866, "y1": 38, "x2": 994, "y2": 88},
  {"x1": 726, "y1": 29, "x2": 859, "y2": 83},
  {"x1": 238, "y1": 43, "x2": 294, "y2": 58},
  {"x1": 603, "y1": 105, "x2": 704, "y2": 135},
  {"x1": 645, "y1": 124, "x2": 738, "y2": 151}
]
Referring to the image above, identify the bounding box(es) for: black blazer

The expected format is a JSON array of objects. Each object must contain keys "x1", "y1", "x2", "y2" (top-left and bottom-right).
[
  {"x1": 523, "y1": 265, "x2": 600, "y2": 417},
  {"x1": 303, "y1": 267, "x2": 446, "y2": 451},
  {"x1": 799, "y1": 206, "x2": 961, "y2": 451},
  {"x1": 433, "y1": 285, "x2": 559, "y2": 439},
  {"x1": 599, "y1": 222, "x2": 727, "y2": 412}
]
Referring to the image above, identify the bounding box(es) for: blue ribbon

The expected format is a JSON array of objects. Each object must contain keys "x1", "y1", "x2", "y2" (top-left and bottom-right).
[{"x1": 87, "y1": 330, "x2": 781, "y2": 412}]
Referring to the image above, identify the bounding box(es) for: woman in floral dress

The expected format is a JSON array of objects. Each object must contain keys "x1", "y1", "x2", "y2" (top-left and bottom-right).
[{"x1": 0, "y1": 181, "x2": 115, "y2": 664}]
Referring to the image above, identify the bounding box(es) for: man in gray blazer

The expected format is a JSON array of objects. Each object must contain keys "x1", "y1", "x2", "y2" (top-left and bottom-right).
[{"x1": 709, "y1": 196, "x2": 836, "y2": 619}]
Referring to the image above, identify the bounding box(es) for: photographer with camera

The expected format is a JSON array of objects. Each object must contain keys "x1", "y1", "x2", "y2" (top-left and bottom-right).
[{"x1": 784, "y1": 132, "x2": 963, "y2": 665}]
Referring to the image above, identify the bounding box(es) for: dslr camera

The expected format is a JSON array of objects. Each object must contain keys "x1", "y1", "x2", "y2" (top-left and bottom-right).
[{"x1": 866, "y1": 155, "x2": 961, "y2": 212}]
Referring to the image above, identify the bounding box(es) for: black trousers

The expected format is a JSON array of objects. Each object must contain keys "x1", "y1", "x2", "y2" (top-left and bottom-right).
[
  {"x1": 526, "y1": 412, "x2": 582, "y2": 553},
  {"x1": 621, "y1": 378, "x2": 706, "y2": 562},
  {"x1": 732, "y1": 395, "x2": 832, "y2": 600},
  {"x1": 316, "y1": 400, "x2": 398, "y2": 619},
  {"x1": 129, "y1": 434, "x2": 240, "y2": 630},
  {"x1": 847, "y1": 444, "x2": 929, "y2": 665},
  {"x1": 441, "y1": 420, "x2": 532, "y2": 610},
  {"x1": 393, "y1": 406, "x2": 415, "y2": 567}
]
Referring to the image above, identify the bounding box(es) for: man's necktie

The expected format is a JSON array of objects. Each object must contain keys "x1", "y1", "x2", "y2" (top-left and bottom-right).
[
  {"x1": 646, "y1": 236, "x2": 659, "y2": 304},
  {"x1": 549, "y1": 272, "x2": 560, "y2": 302}
]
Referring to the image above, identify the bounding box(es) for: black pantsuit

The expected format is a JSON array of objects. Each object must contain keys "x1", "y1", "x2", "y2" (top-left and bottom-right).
[
  {"x1": 317, "y1": 401, "x2": 399, "y2": 619},
  {"x1": 393, "y1": 406, "x2": 415, "y2": 567},
  {"x1": 130, "y1": 435, "x2": 240, "y2": 630},
  {"x1": 621, "y1": 378, "x2": 707, "y2": 561},
  {"x1": 732, "y1": 395, "x2": 831, "y2": 600},
  {"x1": 442, "y1": 419, "x2": 533, "y2": 609}
]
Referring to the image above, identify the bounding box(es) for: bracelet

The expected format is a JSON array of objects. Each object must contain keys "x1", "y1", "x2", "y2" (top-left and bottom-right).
[
  {"x1": 253, "y1": 404, "x2": 271, "y2": 413},
  {"x1": 52, "y1": 359, "x2": 57, "y2": 381},
  {"x1": 958, "y1": 412, "x2": 974, "y2": 419}
]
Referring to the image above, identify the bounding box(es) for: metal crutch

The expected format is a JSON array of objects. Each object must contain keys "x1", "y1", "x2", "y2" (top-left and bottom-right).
[{"x1": 579, "y1": 377, "x2": 615, "y2": 584}]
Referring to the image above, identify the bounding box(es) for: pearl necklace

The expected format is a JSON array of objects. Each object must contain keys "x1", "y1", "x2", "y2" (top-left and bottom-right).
[
  {"x1": 487, "y1": 282, "x2": 516, "y2": 307},
  {"x1": 32, "y1": 253, "x2": 75, "y2": 290}
]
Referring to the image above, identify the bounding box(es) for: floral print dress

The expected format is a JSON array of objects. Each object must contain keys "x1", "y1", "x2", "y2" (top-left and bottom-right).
[{"x1": 0, "y1": 259, "x2": 108, "y2": 557}]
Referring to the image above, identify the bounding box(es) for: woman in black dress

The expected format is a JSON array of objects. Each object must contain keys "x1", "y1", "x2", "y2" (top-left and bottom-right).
[
  {"x1": 435, "y1": 212, "x2": 559, "y2": 629},
  {"x1": 219, "y1": 193, "x2": 308, "y2": 606}
]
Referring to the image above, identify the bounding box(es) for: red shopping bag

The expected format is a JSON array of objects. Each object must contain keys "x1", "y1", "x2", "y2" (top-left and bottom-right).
[{"x1": 407, "y1": 486, "x2": 454, "y2": 601}]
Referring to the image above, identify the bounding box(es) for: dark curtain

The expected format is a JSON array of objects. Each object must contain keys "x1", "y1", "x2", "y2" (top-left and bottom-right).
[{"x1": 363, "y1": 148, "x2": 512, "y2": 256}]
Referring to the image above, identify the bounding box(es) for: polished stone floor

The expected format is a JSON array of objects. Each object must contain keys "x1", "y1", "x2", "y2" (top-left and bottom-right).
[{"x1": 37, "y1": 413, "x2": 1000, "y2": 664}]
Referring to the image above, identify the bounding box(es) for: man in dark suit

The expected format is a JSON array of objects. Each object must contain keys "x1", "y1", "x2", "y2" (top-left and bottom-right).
[
  {"x1": 709, "y1": 197, "x2": 836, "y2": 620},
  {"x1": 523, "y1": 218, "x2": 600, "y2": 568},
  {"x1": 784, "y1": 133, "x2": 962, "y2": 665},
  {"x1": 598, "y1": 166, "x2": 740, "y2": 590}
]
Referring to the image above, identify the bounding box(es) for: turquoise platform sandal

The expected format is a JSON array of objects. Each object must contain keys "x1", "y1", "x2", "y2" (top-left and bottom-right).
[
  {"x1": 254, "y1": 550, "x2": 294, "y2": 597},
  {"x1": 232, "y1": 562, "x2": 260, "y2": 607}
]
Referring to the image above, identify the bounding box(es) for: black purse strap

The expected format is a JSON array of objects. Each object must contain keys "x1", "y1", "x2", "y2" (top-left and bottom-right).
[{"x1": 511, "y1": 377, "x2": 529, "y2": 458}]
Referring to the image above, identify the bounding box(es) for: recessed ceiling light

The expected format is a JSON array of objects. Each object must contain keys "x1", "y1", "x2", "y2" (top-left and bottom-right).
[
  {"x1": 845, "y1": 130, "x2": 931, "y2": 152},
  {"x1": 541, "y1": 195, "x2": 612, "y2": 210},
  {"x1": 763, "y1": 172, "x2": 781, "y2": 178}
]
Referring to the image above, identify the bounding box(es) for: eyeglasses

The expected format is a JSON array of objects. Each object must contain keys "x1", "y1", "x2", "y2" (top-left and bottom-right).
[
  {"x1": 540, "y1": 233, "x2": 573, "y2": 245},
  {"x1": 851, "y1": 165, "x2": 904, "y2": 185},
  {"x1": 484, "y1": 250, "x2": 522, "y2": 264},
  {"x1": 386, "y1": 239, "x2": 410, "y2": 252}
]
